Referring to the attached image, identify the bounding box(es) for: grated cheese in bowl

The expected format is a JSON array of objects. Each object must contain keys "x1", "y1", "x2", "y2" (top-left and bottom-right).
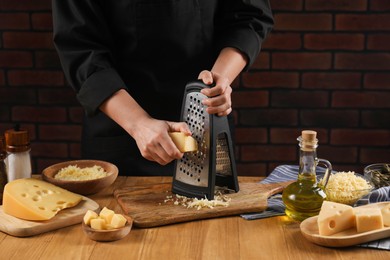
[
  {"x1": 55, "y1": 165, "x2": 108, "y2": 181},
  {"x1": 321, "y1": 171, "x2": 373, "y2": 205}
]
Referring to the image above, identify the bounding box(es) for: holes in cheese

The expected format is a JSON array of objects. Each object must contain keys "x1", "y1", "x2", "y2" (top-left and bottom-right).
[
  {"x1": 84, "y1": 207, "x2": 127, "y2": 230},
  {"x1": 317, "y1": 201, "x2": 389, "y2": 236},
  {"x1": 168, "y1": 132, "x2": 198, "y2": 153},
  {"x1": 3, "y1": 178, "x2": 82, "y2": 221},
  {"x1": 317, "y1": 201, "x2": 355, "y2": 236}
]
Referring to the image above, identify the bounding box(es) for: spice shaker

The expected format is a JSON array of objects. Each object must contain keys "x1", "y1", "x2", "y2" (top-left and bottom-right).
[
  {"x1": 0, "y1": 135, "x2": 8, "y2": 205},
  {"x1": 5, "y1": 126, "x2": 32, "y2": 182}
]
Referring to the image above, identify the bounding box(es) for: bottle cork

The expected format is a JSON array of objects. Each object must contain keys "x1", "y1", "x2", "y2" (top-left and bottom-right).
[
  {"x1": 301, "y1": 130, "x2": 317, "y2": 142},
  {"x1": 300, "y1": 130, "x2": 318, "y2": 151}
]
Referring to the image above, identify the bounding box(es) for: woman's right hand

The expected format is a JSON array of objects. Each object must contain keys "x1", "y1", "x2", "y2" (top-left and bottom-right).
[{"x1": 131, "y1": 117, "x2": 192, "y2": 165}]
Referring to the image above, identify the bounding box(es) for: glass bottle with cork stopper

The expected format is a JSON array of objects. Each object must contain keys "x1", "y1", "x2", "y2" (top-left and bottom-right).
[
  {"x1": 4, "y1": 125, "x2": 32, "y2": 182},
  {"x1": 0, "y1": 135, "x2": 8, "y2": 205},
  {"x1": 282, "y1": 130, "x2": 332, "y2": 221}
]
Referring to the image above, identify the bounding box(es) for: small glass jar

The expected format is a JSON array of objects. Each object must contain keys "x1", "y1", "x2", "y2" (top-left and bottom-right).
[{"x1": 5, "y1": 127, "x2": 32, "y2": 182}]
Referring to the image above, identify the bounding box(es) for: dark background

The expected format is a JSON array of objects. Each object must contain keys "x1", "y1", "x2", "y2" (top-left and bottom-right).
[{"x1": 0, "y1": 0, "x2": 389, "y2": 176}]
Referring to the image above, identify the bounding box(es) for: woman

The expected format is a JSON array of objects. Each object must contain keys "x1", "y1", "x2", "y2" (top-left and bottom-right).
[{"x1": 52, "y1": 0, "x2": 273, "y2": 176}]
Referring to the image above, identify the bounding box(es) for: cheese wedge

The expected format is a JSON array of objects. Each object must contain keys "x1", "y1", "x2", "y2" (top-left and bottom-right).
[
  {"x1": 168, "y1": 132, "x2": 198, "y2": 152},
  {"x1": 381, "y1": 204, "x2": 390, "y2": 227},
  {"x1": 355, "y1": 208, "x2": 383, "y2": 233},
  {"x1": 317, "y1": 201, "x2": 355, "y2": 236},
  {"x1": 3, "y1": 178, "x2": 82, "y2": 221}
]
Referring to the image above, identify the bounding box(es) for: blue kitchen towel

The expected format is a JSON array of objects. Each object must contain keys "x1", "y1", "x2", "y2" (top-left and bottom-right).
[{"x1": 241, "y1": 165, "x2": 390, "y2": 250}]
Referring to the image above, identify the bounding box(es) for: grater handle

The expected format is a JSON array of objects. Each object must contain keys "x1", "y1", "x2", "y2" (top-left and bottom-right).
[{"x1": 184, "y1": 80, "x2": 213, "y2": 93}]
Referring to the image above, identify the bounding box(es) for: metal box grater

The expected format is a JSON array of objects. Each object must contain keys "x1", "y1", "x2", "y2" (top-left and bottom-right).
[{"x1": 172, "y1": 81, "x2": 239, "y2": 200}]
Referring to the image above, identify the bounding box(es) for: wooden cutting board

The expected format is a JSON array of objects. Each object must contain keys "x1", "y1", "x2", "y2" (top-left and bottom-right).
[
  {"x1": 0, "y1": 196, "x2": 99, "y2": 237},
  {"x1": 114, "y1": 181, "x2": 292, "y2": 228}
]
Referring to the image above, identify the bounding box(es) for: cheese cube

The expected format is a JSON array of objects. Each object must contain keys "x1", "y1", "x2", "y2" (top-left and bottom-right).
[
  {"x1": 3, "y1": 178, "x2": 82, "y2": 221},
  {"x1": 99, "y1": 207, "x2": 115, "y2": 223},
  {"x1": 168, "y1": 132, "x2": 198, "y2": 152},
  {"x1": 381, "y1": 204, "x2": 390, "y2": 227},
  {"x1": 110, "y1": 213, "x2": 127, "y2": 229},
  {"x1": 317, "y1": 201, "x2": 355, "y2": 236},
  {"x1": 83, "y1": 210, "x2": 98, "y2": 225},
  {"x1": 90, "y1": 218, "x2": 106, "y2": 230},
  {"x1": 355, "y1": 208, "x2": 383, "y2": 233}
]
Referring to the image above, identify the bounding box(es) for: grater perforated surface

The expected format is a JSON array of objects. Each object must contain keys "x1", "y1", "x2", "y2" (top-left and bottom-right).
[
  {"x1": 175, "y1": 91, "x2": 210, "y2": 187},
  {"x1": 175, "y1": 90, "x2": 233, "y2": 187},
  {"x1": 216, "y1": 133, "x2": 233, "y2": 176}
]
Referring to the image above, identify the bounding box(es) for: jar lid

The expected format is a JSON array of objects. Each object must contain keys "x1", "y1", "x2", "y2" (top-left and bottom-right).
[{"x1": 5, "y1": 128, "x2": 30, "y2": 153}]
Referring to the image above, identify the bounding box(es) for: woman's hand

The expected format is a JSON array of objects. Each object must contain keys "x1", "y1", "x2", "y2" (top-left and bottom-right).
[
  {"x1": 198, "y1": 70, "x2": 233, "y2": 116},
  {"x1": 131, "y1": 117, "x2": 192, "y2": 165}
]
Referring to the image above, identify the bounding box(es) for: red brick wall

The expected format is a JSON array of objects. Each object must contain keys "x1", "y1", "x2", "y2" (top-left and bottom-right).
[{"x1": 1, "y1": 0, "x2": 389, "y2": 176}]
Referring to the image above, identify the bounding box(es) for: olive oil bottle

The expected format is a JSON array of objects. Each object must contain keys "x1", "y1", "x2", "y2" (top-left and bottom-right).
[{"x1": 282, "y1": 130, "x2": 332, "y2": 221}]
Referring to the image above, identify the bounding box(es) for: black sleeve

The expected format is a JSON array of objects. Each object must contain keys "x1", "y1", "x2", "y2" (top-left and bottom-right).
[
  {"x1": 215, "y1": 0, "x2": 274, "y2": 70},
  {"x1": 52, "y1": 0, "x2": 126, "y2": 116}
]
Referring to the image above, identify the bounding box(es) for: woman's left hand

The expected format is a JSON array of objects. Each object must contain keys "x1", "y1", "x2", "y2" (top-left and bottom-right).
[{"x1": 198, "y1": 70, "x2": 232, "y2": 116}]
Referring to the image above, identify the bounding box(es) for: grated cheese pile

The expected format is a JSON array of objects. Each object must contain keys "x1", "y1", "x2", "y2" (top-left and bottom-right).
[
  {"x1": 324, "y1": 171, "x2": 373, "y2": 205},
  {"x1": 54, "y1": 165, "x2": 108, "y2": 181},
  {"x1": 163, "y1": 191, "x2": 231, "y2": 210}
]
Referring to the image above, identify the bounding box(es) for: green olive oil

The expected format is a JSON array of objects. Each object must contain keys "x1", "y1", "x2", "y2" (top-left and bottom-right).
[{"x1": 282, "y1": 130, "x2": 331, "y2": 221}]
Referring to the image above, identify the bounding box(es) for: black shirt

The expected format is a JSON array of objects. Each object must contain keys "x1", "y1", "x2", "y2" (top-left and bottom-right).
[{"x1": 52, "y1": 0, "x2": 274, "y2": 175}]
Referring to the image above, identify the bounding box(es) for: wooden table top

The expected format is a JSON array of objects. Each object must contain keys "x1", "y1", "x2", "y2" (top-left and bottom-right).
[{"x1": 1, "y1": 176, "x2": 389, "y2": 260}]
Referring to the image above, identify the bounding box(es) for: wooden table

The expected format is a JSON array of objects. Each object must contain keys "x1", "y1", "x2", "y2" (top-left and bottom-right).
[{"x1": 1, "y1": 176, "x2": 389, "y2": 259}]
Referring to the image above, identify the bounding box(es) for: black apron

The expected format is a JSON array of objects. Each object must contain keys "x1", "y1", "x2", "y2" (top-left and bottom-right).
[{"x1": 82, "y1": 1, "x2": 219, "y2": 176}]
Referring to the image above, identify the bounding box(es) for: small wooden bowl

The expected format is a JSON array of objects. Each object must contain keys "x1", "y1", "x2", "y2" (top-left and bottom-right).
[
  {"x1": 41, "y1": 160, "x2": 118, "y2": 195},
  {"x1": 82, "y1": 216, "x2": 133, "y2": 242}
]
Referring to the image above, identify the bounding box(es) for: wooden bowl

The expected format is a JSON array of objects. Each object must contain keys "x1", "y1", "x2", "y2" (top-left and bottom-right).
[
  {"x1": 82, "y1": 216, "x2": 133, "y2": 242},
  {"x1": 41, "y1": 160, "x2": 118, "y2": 195}
]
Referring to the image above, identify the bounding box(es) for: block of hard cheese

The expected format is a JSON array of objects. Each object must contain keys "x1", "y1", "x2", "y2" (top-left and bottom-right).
[
  {"x1": 381, "y1": 204, "x2": 390, "y2": 227},
  {"x1": 355, "y1": 208, "x2": 383, "y2": 233},
  {"x1": 317, "y1": 201, "x2": 355, "y2": 236},
  {"x1": 3, "y1": 178, "x2": 82, "y2": 221},
  {"x1": 168, "y1": 132, "x2": 198, "y2": 152}
]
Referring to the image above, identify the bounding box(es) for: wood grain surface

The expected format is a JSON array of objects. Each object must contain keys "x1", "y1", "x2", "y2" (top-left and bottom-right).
[
  {"x1": 0, "y1": 196, "x2": 100, "y2": 237},
  {"x1": 1, "y1": 176, "x2": 389, "y2": 259},
  {"x1": 114, "y1": 181, "x2": 292, "y2": 228}
]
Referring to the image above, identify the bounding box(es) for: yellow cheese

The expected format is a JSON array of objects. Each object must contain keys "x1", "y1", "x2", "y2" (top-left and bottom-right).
[
  {"x1": 83, "y1": 207, "x2": 127, "y2": 230},
  {"x1": 99, "y1": 207, "x2": 115, "y2": 223},
  {"x1": 355, "y1": 208, "x2": 383, "y2": 233},
  {"x1": 381, "y1": 204, "x2": 390, "y2": 227},
  {"x1": 3, "y1": 178, "x2": 82, "y2": 221},
  {"x1": 111, "y1": 213, "x2": 127, "y2": 228},
  {"x1": 83, "y1": 209, "x2": 98, "y2": 225},
  {"x1": 90, "y1": 218, "x2": 106, "y2": 230},
  {"x1": 168, "y1": 132, "x2": 198, "y2": 152},
  {"x1": 317, "y1": 201, "x2": 355, "y2": 236}
]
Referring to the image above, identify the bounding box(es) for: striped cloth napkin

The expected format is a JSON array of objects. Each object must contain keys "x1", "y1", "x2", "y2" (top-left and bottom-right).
[{"x1": 241, "y1": 165, "x2": 390, "y2": 250}]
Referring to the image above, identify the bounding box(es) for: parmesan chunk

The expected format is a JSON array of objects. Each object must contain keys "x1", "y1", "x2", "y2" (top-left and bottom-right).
[{"x1": 168, "y1": 132, "x2": 198, "y2": 152}]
